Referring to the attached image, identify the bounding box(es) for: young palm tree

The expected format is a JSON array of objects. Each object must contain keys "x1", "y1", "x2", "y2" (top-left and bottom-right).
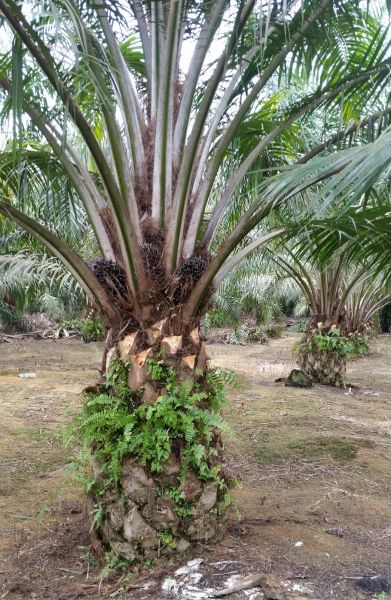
[
  {"x1": 298, "y1": 268, "x2": 391, "y2": 385},
  {"x1": 273, "y1": 250, "x2": 390, "y2": 384},
  {"x1": 207, "y1": 250, "x2": 301, "y2": 337},
  {"x1": 1, "y1": 0, "x2": 391, "y2": 560}
]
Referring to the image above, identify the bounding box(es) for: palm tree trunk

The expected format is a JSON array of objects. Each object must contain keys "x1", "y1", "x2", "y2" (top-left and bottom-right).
[
  {"x1": 298, "y1": 329, "x2": 346, "y2": 386},
  {"x1": 87, "y1": 319, "x2": 230, "y2": 561}
]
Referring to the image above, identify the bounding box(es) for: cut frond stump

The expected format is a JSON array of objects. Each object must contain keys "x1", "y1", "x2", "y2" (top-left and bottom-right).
[
  {"x1": 196, "y1": 342, "x2": 208, "y2": 373},
  {"x1": 105, "y1": 346, "x2": 118, "y2": 372},
  {"x1": 145, "y1": 327, "x2": 162, "y2": 346},
  {"x1": 189, "y1": 328, "x2": 200, "y2": 345},
  {"x1": 142, "y1": 382, "x2": 159, "y2": 405},
  {"x1": 119, "y1": 332, "x2": 141, "y2": 361},
  {"x1": 127, "y1": 349, "x2": 153, "y2": 390},
  {"x1": 180, "y1": 354, "x2": 196, "y2": 371},
  {"x1": 161, "y1": 335, "x2": 182, "y2": 357}
]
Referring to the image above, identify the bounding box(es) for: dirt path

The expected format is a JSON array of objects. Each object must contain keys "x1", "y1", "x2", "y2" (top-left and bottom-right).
[
  {"x1": 0, "y1": 335, "x2": 390, "y2": 599},
  {"x1": 211, "y1": 335, "x2": 391, "y2": 598}
]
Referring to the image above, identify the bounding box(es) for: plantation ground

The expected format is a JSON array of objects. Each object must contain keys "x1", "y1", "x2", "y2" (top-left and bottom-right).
[{"x1": 0, "y1": 334, "x2": 390, "y2": 599}]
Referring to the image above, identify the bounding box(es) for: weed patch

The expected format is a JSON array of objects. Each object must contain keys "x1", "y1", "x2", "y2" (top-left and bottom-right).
[
  {"x1": 1, "y1": 427, "x2": 69, "y2": 496},
  {"x1": 256, "y1": 436, "x2": 358, "y2": 465}
]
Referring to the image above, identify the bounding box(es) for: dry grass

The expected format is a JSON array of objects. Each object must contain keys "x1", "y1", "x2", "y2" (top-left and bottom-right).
[
  {"x1": 255, "y1": 436, "x2": 359, "y2": 465},
  {"x1": 0, "y1": 335, "x2": 391, "y2": 599}
]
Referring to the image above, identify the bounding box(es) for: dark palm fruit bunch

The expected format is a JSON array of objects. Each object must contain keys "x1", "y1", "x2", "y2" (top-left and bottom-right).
[
  {"x1": 89, "y1": 258, "x2": 127, "y2": 299},
  {"x1": 173, "y1": 256, "x2": 207, "y2": 304},
  {"x1": 144, "y1": 243, "x2": 163, "y2": 273}
]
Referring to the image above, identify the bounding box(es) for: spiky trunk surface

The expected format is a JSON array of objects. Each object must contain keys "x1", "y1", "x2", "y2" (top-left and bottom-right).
[
  {"x1": 85, "y1": 320, "x2": 230, "y2": 563},
  {"x1": 298, "y1": 346, "x2": 346, "y2": 386},
  {"x1": 298, "y1": 331, "x2": 346, "y2": 386}
]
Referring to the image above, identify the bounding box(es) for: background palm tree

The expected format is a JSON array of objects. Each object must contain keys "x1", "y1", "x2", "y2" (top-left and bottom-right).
[
  {"x1": 268, "y1": 242, "x2": 391, "y2": 384},
  {"x1": 1, "y1": 0, "x2": 391, "y2": 560},
  {"x1": 0, "y1": 146, "x2": 90, "y2": 330},
  {"x1": 0, "y1": 249, "x2": 85, "y2": 329},
  {"x1": 204, "y1": 250, "x2": 301, "y2": 343}
]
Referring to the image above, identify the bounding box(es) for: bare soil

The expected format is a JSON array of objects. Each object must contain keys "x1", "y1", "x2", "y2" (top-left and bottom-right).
[{"x1": 0, "y1": 334, "x2": 390, "y2": 599}]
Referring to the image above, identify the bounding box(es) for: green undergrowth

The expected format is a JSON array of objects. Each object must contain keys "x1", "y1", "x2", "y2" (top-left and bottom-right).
[
  {"x1": 256, "y1": 436, "x2": 358, "y2": 465},
  {"x1": 299, "y1": 328, "x2": 370, "y2": 361},
  {"x1": 65, "y1": 358, "x2": 235, "y2": 502},
  {"x1": 345, "y1": 336, "x2": 370, "y2": 359},
  {"x1": 289, "y1": 320, "x2": 309, "y2": 333},
  {"x1": 59, "y1": 316, "x2": 105, "y2": 342},
  {"x1": 99, "y1": 551, "x2": 135, "y2": 582},
  {"x1": 306, "y1": 329, "x2": 355, "y2": 358},
  {"x1": 80, "y1": 317, "x2": 104, "y2": 343}
]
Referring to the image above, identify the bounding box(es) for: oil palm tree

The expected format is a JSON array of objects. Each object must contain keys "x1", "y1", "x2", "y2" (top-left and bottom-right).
[
  {"x1": 0, "y1": 249, "x2": 86, "y2": 326},
  {"x1": 296, "y1": 265, "x2": 391, "y2": 386},
  {"x1": 206, "y1": 250, "x2": 301, "y2": 339},
  {"x1": 267, "y1": 208, "x2": 391, "y2": 385},
  {"x1": 0, "y1": 143, "x2": 92, "y2": 328},
  {"x1": 1, "y1": 0, "x2": 391, "y2": 560}
]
